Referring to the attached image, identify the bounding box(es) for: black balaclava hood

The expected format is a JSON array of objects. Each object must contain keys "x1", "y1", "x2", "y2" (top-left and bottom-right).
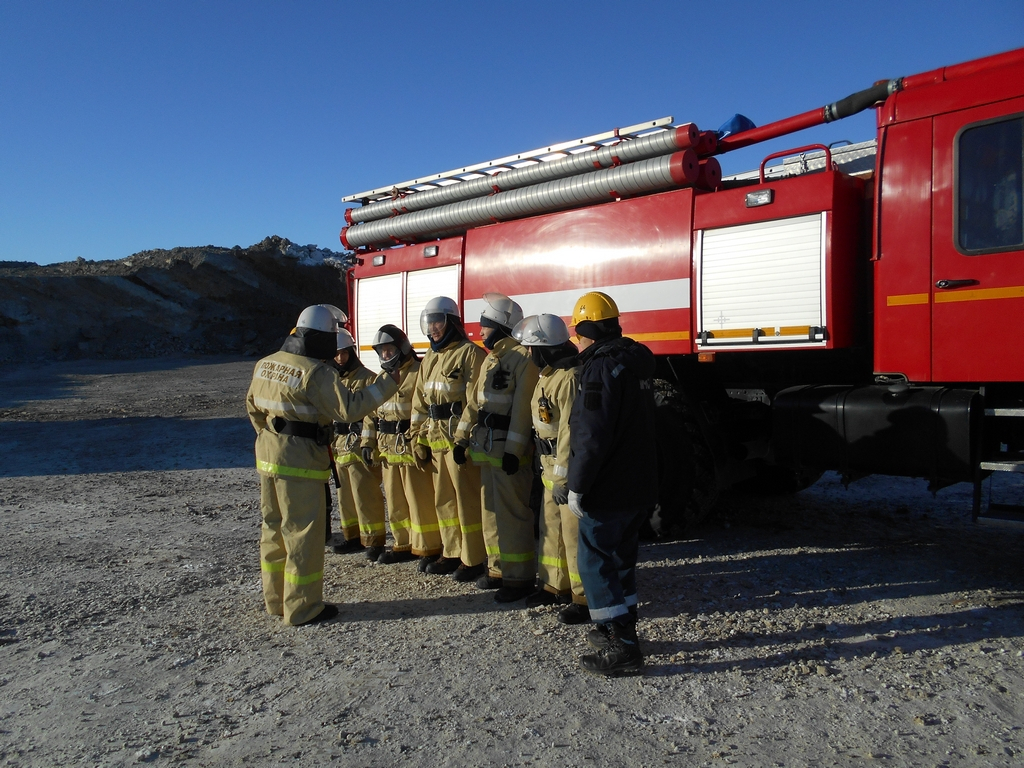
[
  {"x1": 281, "y1": 327, "x2": 336, "y2": 361},
  {"x1": 336, "y1": 349, "x2": 361, "y2": 374},
  {"x1": 481, "y1": 316, "x2": 511, "y2": 351},
  {"x1": 429, "y1": 315, "x2": 466, "y2": 352},
  {"x1": 531, "y1": 340, "x2": 578, "y2": 369},
  {"x1": 376, "y1": 324, "x2": 416, "y2": 373},
  {"x1": 574, "y1": 317, "x2": 622, "y2": 344}
]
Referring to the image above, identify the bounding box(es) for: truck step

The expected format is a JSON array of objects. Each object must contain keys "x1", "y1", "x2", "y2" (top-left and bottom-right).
[
  {"x1": 976, "y1": 504, "x2": 1024, "y2": 528},
  {"x1": 980, "y1": 459, "x2": 1024, "y2": 473}
]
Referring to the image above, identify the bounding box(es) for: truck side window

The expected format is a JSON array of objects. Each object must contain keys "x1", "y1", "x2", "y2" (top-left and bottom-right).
[{"x1": 956, "y1": 116, "x2": 1023, "y2": 254}]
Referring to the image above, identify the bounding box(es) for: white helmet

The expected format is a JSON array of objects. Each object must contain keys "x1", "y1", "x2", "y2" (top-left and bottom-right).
[
  {"x1": 336, "y1": 329, "x2": 356, "y2": 351},
  {"x1": 296, "y1": 304, "x2": 348, "y2": 333},
  {"x1": 419, "y1": 296, "x2": 460, "y2": 337},
  {"x1": 512, "y1": 314, "x2": 571, "y2": 347},
  {"x1": 480, "y1": 293, "x2": 523, "y2": 331}
]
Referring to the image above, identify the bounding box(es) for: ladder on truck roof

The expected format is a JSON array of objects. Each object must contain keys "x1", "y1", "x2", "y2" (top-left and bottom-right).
[
  {"x1": 724, "y1": 140, "x2": 878, "y2": 182},
  {"x1": 342, "y1": 116, "x2": 675, "y2": 204}
]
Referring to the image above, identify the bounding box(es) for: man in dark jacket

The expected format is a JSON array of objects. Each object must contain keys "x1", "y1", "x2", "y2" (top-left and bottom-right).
[{"x1": 566, "y1": 291, "x2": 657, "y2": 675}]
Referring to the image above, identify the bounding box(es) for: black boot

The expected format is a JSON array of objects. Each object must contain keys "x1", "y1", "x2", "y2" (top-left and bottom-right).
[
  {"x1": 377, "y1": 549, "x2": 416, "y2": 565},
  {"x1": 494, "y1": 584, "x2": 534, "y2": 603},
  {"x1": 451, "y1": 563, "x2": 486, "y2": 583},
  {"x1": 331, "y1": 538, "x2": 365, "y2": 555},
  {"x1": 580, "y1": 621, "x2": 644, "y2": 676},
  {"x1": 418, "y1": 554, "x2": 440, "y2": 573},
  {"x1": 587, "y1": 606, "x2": 637, "y2": 648},
  {"x1": 425, "y1": 556, "x2": 460, "y2": 575},
  {"x1": 558, "y1": 603, "x2": 591, "y2": 624},
  {"x1": 365, "y1": 546, "x2": 384, "y2": 562}
]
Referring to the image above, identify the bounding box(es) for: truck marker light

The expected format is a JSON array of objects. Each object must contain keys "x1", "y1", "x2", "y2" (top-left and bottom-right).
[
  {"x1": 698, "y1": 352, "x2": 715, "y2": 363},
  {"x1": 372, "y1": 255, "x2": 386, "y2": 267},
  {"x1": 424, "y1": 245, "x2": 439, "y2": 257},
  {"x1": 745, "y1": 189, "x2": 774, "y2": 207}
]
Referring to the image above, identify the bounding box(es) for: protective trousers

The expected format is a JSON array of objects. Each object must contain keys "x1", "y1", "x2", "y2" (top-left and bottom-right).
[
  {"x1": 382, "y1": 463, "x2": 441, "y2": 555},
  {"x1": 260, "y1": 474, "x2": 328, "y2": 626},
  {"x1": 433, "y1": 449, "x2": 485, "y2": 566},
  {"x1": 337, "y1": 460, "x2": 387, "y2": 547},
  {"x1": 577, "y1": 507, "x2": 647, "y2": 623},
  {"x1": 537, "y1": 486, "x2": 586, "y2": 604},
  {"x1": 480, "y1": 462, "x2": 536, "y2": 588}
]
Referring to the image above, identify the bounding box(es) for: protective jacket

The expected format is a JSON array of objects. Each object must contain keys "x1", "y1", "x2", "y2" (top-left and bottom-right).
[
  {"x1": 567, "y1": 337, "x2": 658, "y2": 513},
  {"x1": 332, "y1": 362, "x2": 380, "y2": 467},
  {"x1": 532, "y1": 358, "x2": 578, "y2": 490},
  {"x1": 412, "y1": 337, "x2": 485, "y2": 453},
  {"x1": 369, "y1": 356, "x2": 421, "y2": 466},
  {"x1": 246, "y1": 349, "x2": 397, "y2": 481},
  {"x1": 456, "y1": 336, "x2": 539, "y2": 465}
]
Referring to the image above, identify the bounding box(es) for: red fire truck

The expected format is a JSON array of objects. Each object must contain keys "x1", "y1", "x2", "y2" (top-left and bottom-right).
[{"x1": 340, "y1": 46, "x2": 1024, "y2": 531}]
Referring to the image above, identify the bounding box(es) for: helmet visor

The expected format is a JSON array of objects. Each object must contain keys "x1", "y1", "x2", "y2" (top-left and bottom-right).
[{"x1": 420, "y1": 311, "x2": 448, "y2": 339}]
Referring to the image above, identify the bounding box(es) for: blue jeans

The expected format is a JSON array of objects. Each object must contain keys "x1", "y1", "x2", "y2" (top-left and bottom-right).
[{"x1": 576, "y1": 507, "x2": 648, "y2": 623}]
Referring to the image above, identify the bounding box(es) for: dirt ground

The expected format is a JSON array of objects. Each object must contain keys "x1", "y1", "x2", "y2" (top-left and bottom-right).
[{"x1": 2, "y1": 356, "x2": 1024, "y2": 767}]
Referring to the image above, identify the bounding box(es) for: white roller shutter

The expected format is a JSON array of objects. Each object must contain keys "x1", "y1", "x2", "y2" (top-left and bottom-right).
[
  {"x1": 697, "y1": 213, "x2": 827, "y2": 349},
  {"x1": 405, "y1": 265, "x2": 460, "y2": 351},
  {"x1": 355, "y1": 273, "x2": 403, "y2": 373}
]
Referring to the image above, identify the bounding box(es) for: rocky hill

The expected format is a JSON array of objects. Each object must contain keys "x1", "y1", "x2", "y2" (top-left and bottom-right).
[{"x1": 0, "y1": 236, "x2": 352, "y2": 361}]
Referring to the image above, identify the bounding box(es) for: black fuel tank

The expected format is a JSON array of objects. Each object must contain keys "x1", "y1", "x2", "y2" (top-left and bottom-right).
[{"x1": 772, "y1": 384, "x2": 981, "y2": 482}]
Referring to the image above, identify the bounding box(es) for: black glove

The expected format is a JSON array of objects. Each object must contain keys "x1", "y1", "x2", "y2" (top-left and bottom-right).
[
  {"x1": 551, "y1": 484, "x2": 569, "y2": 505},
  {"x1": 452, "y1": 444, "x2": 468, "y2": 465},
  {"x1": 501, "y1": 452, "x2": 519, "y2": 476},
  {"x1": 361, "y1": 446, "x2": 374, "y2": 466}
]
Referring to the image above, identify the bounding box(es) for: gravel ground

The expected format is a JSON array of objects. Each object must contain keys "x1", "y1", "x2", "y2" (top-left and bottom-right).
[{"x1": 1, "y1": 356, "x2": 1023, "y2": 767}]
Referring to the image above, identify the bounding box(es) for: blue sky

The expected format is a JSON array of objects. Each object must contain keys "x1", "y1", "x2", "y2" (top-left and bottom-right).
[{"x1": 1, "y1": 1, "x2": 1021, "y2": 265}]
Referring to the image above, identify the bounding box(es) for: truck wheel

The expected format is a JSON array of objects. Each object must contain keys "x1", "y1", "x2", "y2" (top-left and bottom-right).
[
  {"x1": 739, "y1": 465, "x2": 824, "y2": 495},
  {"x1": 653, "y1": 380, "x2": 718, "y2": 535}
]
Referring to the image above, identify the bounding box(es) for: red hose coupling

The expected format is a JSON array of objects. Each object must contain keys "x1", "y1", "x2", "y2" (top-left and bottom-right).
[{"x1": 668, "y1": 149, "x2": 699, "y2": 186}]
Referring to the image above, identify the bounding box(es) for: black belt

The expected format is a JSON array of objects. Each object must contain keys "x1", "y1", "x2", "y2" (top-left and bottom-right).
[
  {"x1": 376, "y1": 418, "x2": 411, "y2": 434},
  {"x1": 271, "y1": 417, "x2": 331, "y2": 445},
  {"x1": 428, "y1": 401, "x2": 463, "y2": 420},
  {"x1": 477, "y1": 410, "x2": 511, "y2": 430},
  {"x1": 535, "y1": 435, "x2": 556, "y2": 456},
  {"x1": 334, "y1": 421, "x2": 362, "y2": 436}
]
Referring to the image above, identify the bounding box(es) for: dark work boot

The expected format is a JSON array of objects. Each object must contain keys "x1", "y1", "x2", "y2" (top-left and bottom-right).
[
  {"x1": 475, "y1": 574, "x2": 502, "y2": 590},
  {"x1": 526, "y1": 589, "x2": 559, "y2": 608},
  {"x1": 451, "y1": 563, "x2": 486, "y2": 583},
  {"x1": 331, "y1": 538, "x2": 365, "y2": 555},
  {"x1": 494, "y1": 584, "x2": 534, "y2": 603},
  {"x1": 587, "y1": 606, "x2": 636, "y2": 647},
  {"x1": 580, "y1": 621, "x2": 644, "y2": 676},
  {"x1": 425, "y1": 556, "x2": 460, "y2": 575},
  {"x1": 377, "y1": 549, "x2": 416, "y2": 565},
  {"x1": 365, "y1": 546, "x2": 385, "y2": 562},
  {"x1": 418, "y1": 554, "x2": 439, "y2": 573},
  {"x1": 558, "y1": 603, "x2": 591, "y2": 624}
]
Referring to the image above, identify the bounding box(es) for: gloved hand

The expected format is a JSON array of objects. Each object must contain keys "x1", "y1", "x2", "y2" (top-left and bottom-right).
[
  {"x1": 413, "y1": 443, "x2": 432, "y2": 470},
  {"x1": 452, "y1": 444, "x2": 468, "y2": 465},
  {"x1": 568, "y1": 490, "x2": 584, "y2": 519},
  {"x1": 361, "y1": 446, "x2": 374, "y2": 467},
  {"x1": 501, "y1": 452, "x2": 519, "y2": 476},
  {"x1": 551, "y1": 484, "x2": 569, "y2": 506}
]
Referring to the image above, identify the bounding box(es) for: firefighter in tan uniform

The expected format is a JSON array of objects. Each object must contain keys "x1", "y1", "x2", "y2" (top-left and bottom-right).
[
  {"x1": 411, "y1": 296, "x2": 487, "y2": 579},
  {"x1": 328, "y1": 330, "x2": 390, "y2": 561},
  {"x1": 514, "y1": 314, "x2": 589, "y2": 623},
  {"x1": 368, "y1": 324, "x2": 442, "y2": 567},
  {"x1": 453, "y1": 294, "x2": 540, "y2": 602},
  {"x1": 245, "y1": 305, "x2": 397, "y2": 626}
]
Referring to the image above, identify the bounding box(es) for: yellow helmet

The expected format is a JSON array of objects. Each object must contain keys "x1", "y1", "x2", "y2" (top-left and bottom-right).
[{"x1": 572, "y1": 292, "x2": 619, "y2": 324}]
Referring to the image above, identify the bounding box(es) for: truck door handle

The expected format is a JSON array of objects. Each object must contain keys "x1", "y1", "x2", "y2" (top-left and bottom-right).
[{"x1": 935, "y1": 279, "x2": 980, "y2": 290}]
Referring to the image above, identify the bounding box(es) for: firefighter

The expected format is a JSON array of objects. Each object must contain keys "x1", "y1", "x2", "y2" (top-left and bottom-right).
[
  {"x1": 329, "y1": 329, "x2": 390, "y2": 561},
  {"x1": 370, "y1": 324, "x2": 442, "y2": 567},
  {"x1": 566, "y1": 291, "x2": 657, "y2": 674},
  {"x1": 450, "y1": 294, "x2": 539, "y2": 601},
  {"x1": 411, "y1": 296, "x2": 487, "y2": 578},
  {"x1": 512, "y1": 313, "x2": 589, "y2": 621},
  {"x1": 245, "y1": 304, "x2": 397, "y2": 626}
]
